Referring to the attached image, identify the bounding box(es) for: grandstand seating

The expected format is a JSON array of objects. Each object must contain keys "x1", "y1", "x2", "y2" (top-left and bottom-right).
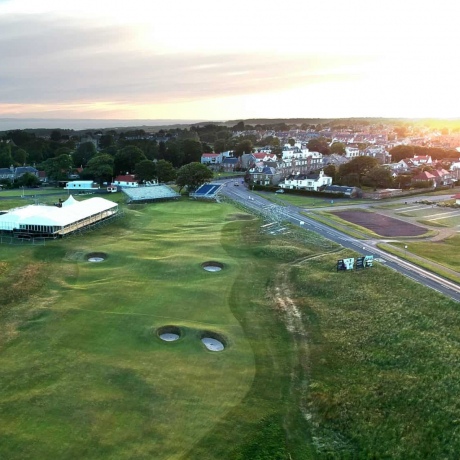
[
  {"x1": 190, "y1": 183, "x2": 222, "y2": 199},
  {"x1": 122, "y1": 185, "x2": 180, "y2": 203}
]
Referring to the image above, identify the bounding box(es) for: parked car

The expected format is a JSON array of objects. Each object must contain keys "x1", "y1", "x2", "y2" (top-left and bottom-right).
[{"x1": 275, "y1": 189, "x2": 284, "y2": 194}]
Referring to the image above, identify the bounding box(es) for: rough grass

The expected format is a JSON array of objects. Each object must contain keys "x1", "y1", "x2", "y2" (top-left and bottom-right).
[{"x1": 289, "y1": 254, "x2": 460, "y2": 458}]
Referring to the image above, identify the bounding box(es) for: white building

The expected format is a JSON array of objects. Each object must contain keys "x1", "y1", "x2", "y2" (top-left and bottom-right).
[
  {"x1": 279, "y1": 170, "x2": 332, "y2": 191},
  {"x1": 113, "y1": 174, "x2": 138, "y2": 187},
  {"x1": 0, "y1": 195, "x2": 118, "y2": 238},
  {"x1": 345, "y1": 147, "x2": 360, "y2": 159},
  {"x1": 64, "y1": 180, "x2": 99, "y2": 191}
]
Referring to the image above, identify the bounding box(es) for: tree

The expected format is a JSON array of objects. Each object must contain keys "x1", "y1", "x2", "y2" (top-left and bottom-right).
[
  {"x1": 85, "y1": 154, "x2": 114, "y2": 184},
  {"x1": 73, "y1": 142, "x2": 97, "y2": 168},
  {"x1": 213, "y1": 139, "x2": 227, "y2": 153},
  {"x1": 389, "y1": 145, "x2": 414, "y2": 163},
  {"x1": 163, "y1": 141, "x2": 184, "y2": 168},
  {"x1": 329, "y1": 142, "x2": 346, "y2": 155},
  {"x1": 50, "y1": 130, "x2": 62, "y2": 142},
  {"x1": 307, "y1": 137, "x2": 330, "y2": 155},
  {"x1": 99, "y1": 134, "x2": 114, "y2": 150},
  {"x1": 156, "y1": 160, "x2": 176, "y2": 183},
  {"x1": 323, "y1": 164, "x2": 337, "y2": 183},
  {"x1": 0, "y1": 144, "x2": 13, "y2": 167},
  {"x1": 54, "y1": 147, "x2": 73, "y2": 157},
  {"x1": 235, "y1": 139, "x2": 253, "y2": 156},
  {"x1": 338, "y1": 156, "x2": 378, "y2": 186},
  {"x1": 42, "y1": 154, "x2": 73, "y2": 181},
  {"x1": 363, "y1": 166, "x2": 393, "y2": 189},
  {"x1": 114, "y1": 146, "x2": 146, "y2": 175},
  {"x1": 176, "y1": 162, "x2": 213, "y2": 192},
  {"x1": 287, "y1": 138, "x2": 296, "y2": 146},
  {"x1": 181, "y1": 139, "x2": 203, "y2": 164},
  {"x1": 12, "y1": 148, "x2": 28, "y2": 166},
  {"x1": 134, "y1": 160, "x2": 157, "y2": 183},
  {"x1": 158, "y1": 141, "x2": 166, "y2": 160},
  {"x1": 16, "y1": 172, "x2": 40, "y2": 187}
]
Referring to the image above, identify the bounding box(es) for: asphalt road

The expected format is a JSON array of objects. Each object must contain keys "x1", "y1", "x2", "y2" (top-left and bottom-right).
[{"x1": 219, "y1": 182, "x2": 460, "y2": 302}]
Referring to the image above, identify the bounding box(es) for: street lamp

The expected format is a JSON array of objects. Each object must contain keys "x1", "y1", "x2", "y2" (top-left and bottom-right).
[{"x1": 404, "y1": 245, "x2": 408, "y2": 257}]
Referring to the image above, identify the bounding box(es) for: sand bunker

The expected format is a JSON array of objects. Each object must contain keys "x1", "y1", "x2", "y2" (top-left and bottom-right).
[
  {"x1": 86, "y1": 252, "x2": 107, "y2": 262},
  {"x1": 160, "y1": 333, "x2": 180, "y2": 341},
  {"x1": 157, "y1": 325, "x2": 182, "y2": 342},
  {"x1": 200, "y1": 331, "x2": 226, "y2": 351},
  {"x1": 202, "y1": 261, "x2": 223, "y2": 272},
  {"x1": 201, "y1": 337, "x2": 224, "y2": 351}
]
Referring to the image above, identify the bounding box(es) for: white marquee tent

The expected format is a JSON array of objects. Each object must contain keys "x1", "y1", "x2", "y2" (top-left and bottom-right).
[{"x1": 0, "y1": 195, "x2": 118, "y2": 237}]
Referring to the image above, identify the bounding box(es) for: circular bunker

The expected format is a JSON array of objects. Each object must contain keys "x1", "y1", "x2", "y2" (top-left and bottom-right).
[
  {"x1": 201, "y1": 261, "x2": 224, "y2": 272},
  {"x1": 157, "y1": 325, "x2": 182, "y2": 342},
  {"x1": 86, "y1": 252, "x2": 108, "y2": 263},
  {"x1": 200, "y1": 331, "x2": 227, "y2": 352}
]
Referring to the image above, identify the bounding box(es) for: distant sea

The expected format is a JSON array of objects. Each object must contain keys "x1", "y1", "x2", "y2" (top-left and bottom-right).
[{"x1": 0, "y1": 118, "x2": 210, "y2": 131}]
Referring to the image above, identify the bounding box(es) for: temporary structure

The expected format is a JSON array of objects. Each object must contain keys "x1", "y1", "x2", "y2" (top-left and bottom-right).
[{"x1": 0, "y1": 195, "x2": 118, "y2": 237}]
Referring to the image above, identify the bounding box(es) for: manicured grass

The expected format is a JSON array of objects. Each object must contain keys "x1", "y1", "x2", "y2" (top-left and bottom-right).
[
  {"x1": 0, "y1": 200, "x2": 316, "y2": 459},
  {"x1": 0, "y1": 187, "x2": 63, "y2": 197},
  {"x1": 2, "y1": 199, "x2": 460, "y2": 458},
  {"x1": 257, "y1": 192, "x2": 367, "y2": 208},
  {"x1": 387, "y1": 237, "x2": 460, "y2": 273}
]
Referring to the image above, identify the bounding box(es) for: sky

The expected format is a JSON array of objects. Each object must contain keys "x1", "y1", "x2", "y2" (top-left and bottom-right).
[{"x1": 0, "y1": 0, "x2": 458, "y2": 123}]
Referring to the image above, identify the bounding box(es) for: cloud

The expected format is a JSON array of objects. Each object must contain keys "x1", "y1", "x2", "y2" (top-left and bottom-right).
[{"x1": 0, "y1": 12, "x2": 369, "y2": 110}]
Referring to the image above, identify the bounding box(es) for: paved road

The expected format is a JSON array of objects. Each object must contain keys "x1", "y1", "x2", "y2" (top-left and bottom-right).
[{"x1": 219, "y1": 182, "x2": 460, "y2": 302}]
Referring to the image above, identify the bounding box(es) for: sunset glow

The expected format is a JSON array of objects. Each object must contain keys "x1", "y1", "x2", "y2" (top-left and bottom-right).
[{"x1": 0, "y1": 0, "x2": 458, "y2": 121}]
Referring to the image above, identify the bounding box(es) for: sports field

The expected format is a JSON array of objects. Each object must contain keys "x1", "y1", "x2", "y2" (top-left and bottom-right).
[
  {"x1": 392, "y1": 202, "x2": 460, "y2": 227},
  {"x1": 2, "y1": 198, "x2": 460, "y2": 458}
]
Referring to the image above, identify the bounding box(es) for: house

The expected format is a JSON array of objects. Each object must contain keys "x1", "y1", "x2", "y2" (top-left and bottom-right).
[
  {"x1": 38, "y1": 170, "x2": 48, "y2": 183},
  {"x1": 279, "y1": 170, "x2": 332, "y2": 191},
  {"x1": 113, "y1": 174, "x2": 138, "y2": 188},
  {"x1": 252, "y1": 152, "x2": 277, "y2": 162},
  {"x1": 344, "y1": 146, "x2": 360, "y2": 159},
  {"x1": 221, "y1": 157, "x2": 239, "y2": 172},
  {"x1": 0, "y1": 167, "x2": 15, "y2": 181},
  {"x1": 412, "y1": 155, "x2": 433, "y2": 166},
  {"x1": 240, "y1": 153, "x2": 257, "y2": 169},
  {"x1": 248, "y1": 165, "x2": 281, "y2": 186},
  {"x1": 322, "y1": 154, "x2": 349, "y2": 167},
  {"x1": 201, "y1": 153, "x2": 222, "y2": 165},
  {"x1": 0, "y1": 166, "x2": 39, "y2": 181},
  {"x1": 411, "y1": 171, "x2": 436, "y2": 187},
  {"x1": 15, "y1": 166, "x2": 39, "y2": 178},
  {"x1": 323, "y1": 185, "x2": 361, "y2": 198},
  {"x1": 430, "y1": 169, "x2": 453, "y2": 187}
]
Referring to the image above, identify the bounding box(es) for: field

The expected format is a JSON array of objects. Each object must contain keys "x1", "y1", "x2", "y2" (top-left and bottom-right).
[
  {"x1": 391, "y1": 202, "x2": 460, "y2": 227},
  {"x1": 333, "y1": 209, "x2": 428, "y2": 237},
  {"x1": 2, "y1": 198, "x2": 460, "y2": 458}
]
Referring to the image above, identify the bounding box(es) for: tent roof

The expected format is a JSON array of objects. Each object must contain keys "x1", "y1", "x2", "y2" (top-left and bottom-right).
[{"x1": 0, "y1": 196, "x2": 117, "y2": 229}]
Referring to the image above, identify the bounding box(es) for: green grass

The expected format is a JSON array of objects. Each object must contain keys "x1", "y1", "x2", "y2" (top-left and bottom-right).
[
  {"x1": 0, "y1": 187, "x2": 63, "y2": 197},
  {"x1": 0, "y1": 200, "x2": 317, "y2": 459},
  {"x1": 384, "y1": 237, "x2": 460, "y2": 273},
  {"x1": 257, "y1": 192, "x2": 368, "y2": 208},
  {"x1": 289, "y1": 257, "x2": 460, "y2": 458},
  {"x1": 2, "y1": 200, "x2": 460, "y2": 458}
]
